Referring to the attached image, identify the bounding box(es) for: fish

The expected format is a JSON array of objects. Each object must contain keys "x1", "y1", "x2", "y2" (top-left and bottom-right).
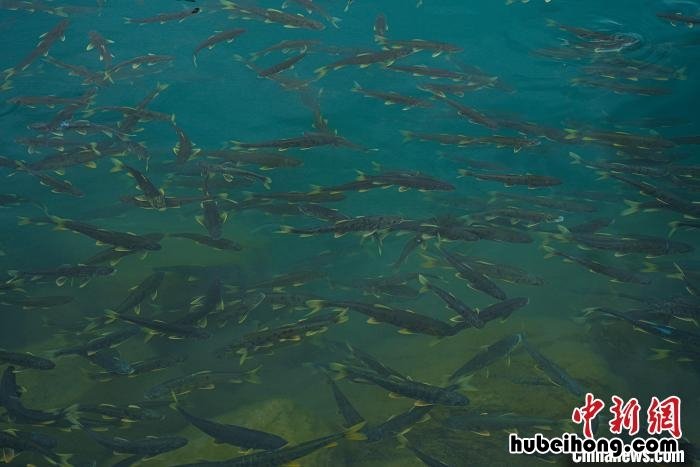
[
  {"x1": 439, "y1": 247, "x2": 507, "y2": 300},
  {"x1": 249, "y1": 39, "x2": 320, "y2": 60},
  {"x1": 446, "y1": 254, "x2": 545, "y2": 286},
  {"x1": 197, "y1": 174, "x2": 227, "y2": 239},
  {"x1": 449, "y1": 334, "x2": 524, "y2": 382},
  {"x1": 3, "y1": 19, "x2": 70, "y2": 86},
  {"x1": 280, "y1": 215, "x2": 405, "y2": 238},
  {"x1": 111, "y1": 159, "x2": 166, "y2": 210},
  {"x1": 217, "y1": 312, "x2": 348, "y2": 363},
  {"x1": 13, "y1": 164, "x2": 84, "y2": 198},
  {"x1": 569, "y1": 217, "x2": 613, "y2": 234},
  {"x1": 439, "y1": 97, "x2": 500, "y2": 129},
  {"x1": 175, "y1": 279, "x2": 224, "y2": 327},
  {"x1": 555, "y1": 226, "x2": 693, "y2": 257},
  {"x1": 363, "y1": 405, "x2": 433, "y2": 442},
  {"x1": 315, "y1": 48, "x2": 416, "y2": 77},
  {"x1": 328, "y1": 362, "x2": 470, "y2": 406},
  {"x1": 0, "y1": 367, "x2": 74, "y2": 426},
  {"x1": 417, "y1": 274, "x2": 483, "y2": 328},
  {"x1": 129, "y1": 354, "x2": 188, "y2": 377},
  {"x1": 479, "y1": 207, "x2": 564, "y2": 226},
  {"x1": 54, "y1": 326, "x2": 141, "y2": 357},
  {"x1": 19, "y1": 215, "x2": 162, "y2": 251},
  {"x1": 8, "y1": 264, "x2": 114, "y2": 287},
  {"x1": 656, "y1": 11, "x2": 700, "y2": 27},
  {"x1": 325, "y1": 375, "x2": 365, "y2": 427},
  {"x1": 243, "y1": 51, "x2": 308, "y2": 78},
  {"x1": 231, "y1": 132, "x2": 359, "y2": 151},
  {"x1": 85, "y1": 430, "x2": 187, "y2": 457},
  {"x1": 76, "y1": 402, "x2": 167, "y2": 424},
  {"x1": 388, "y1": 64, "x2": 471, "y2": 81},
  {"x1": 378, "y1": 38, "x2": 463, "y2": 56},
  {"x1": 522, "y1": 339, "x2": 586, "y2": 397},
  {"x1": 352, "y1": 82, "x2": 432, "y2": 110},
  {"x1": 588, "y1": 307, "x2": 700, "y2": 348},
  {"x1": 669, "y1": 262, "x2": 700, "y2": 297},
  {"x1": 126, "y1": 7, "x2": 200, "y2": 24},
  {"x1": 296, "y1": 203, "x2": 349, "y2": 222},
  {"x1": 203, "y1": 149, "x2": 302, "y2": 169},
  {"x1": 175, "y1": 406, "x2": 288, "y2": 449},
  {"x1": 214, "y1": 292, "x2": 266, "y2": 327},
  {"x1": 173, "y1": 425, "x2": 366, "y2": 467},
  {"x1": 374, "y1": 13, "x2": 388, "y2": 41},
  {"x1": 488, "y1": 192, "x2": 597, "y2": 213},
  {"x1": 221, "y1": 1, "x2": 325, "y2": 30},
  {"x1": 571, "y1": 77, "x2": 670, "y2": 96},
  {"x1": 111, "y1": 271, "x2": 165, "y2": 315},
  {"x1": 144, "y1": 368, "x2": 260, "y2": 400},
  {"x1": 611, "y1": 173, "x2": 700, "y2": 218},
  {"x1": 308, "y1": 299, "x2": 457, "y2": 336},
  {"x1": 0, "y1": 349, "x2": 55, "y2": 370},
  {"x1": 0, "y1": 294, "x2": 74, "y2": 309},
  {"x1": 86, "y1": 31, "x2": 114, "y2": 67},
  {"x1": 458, "y1": 170, "x2": 562, "y2": 187},
  {"x1": 402, "y1": 440, "x2": 449, "y2": 467},
  {"x1": 105, "y1": 310, "x2": 211, "y2": 340},
  {"x1": 543, "y1": 245, "x2": 651, "y2": 284},
  {"x1": 0, "y1": 429, "x2": 67, "y2": 466},
  {"x1": 193, "y1": 28, "x2": 246, "y2": 66},
  {"x1": 168, "y1": 233, "x2": 242, "y2": 251},
  {"x1": 87, "y1": 348, "x2": 134, "y2": 377},
  {"x1": 172, "y1": 124, "x2": 201, "y2": 164},
  {"x1": 282, "y1": 0, "x2": 340, "y2": 28},
  {"x1": 394, "y1": 234, "x2": 428, "y2": 268},
  {"x1": 199, "y1": 162, "x2": 271, "y2": 188}
]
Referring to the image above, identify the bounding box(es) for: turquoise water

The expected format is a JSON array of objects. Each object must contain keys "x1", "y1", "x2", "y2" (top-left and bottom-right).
[{"x1": 0, "y1": 0, "x2": 699, "y2": 465}]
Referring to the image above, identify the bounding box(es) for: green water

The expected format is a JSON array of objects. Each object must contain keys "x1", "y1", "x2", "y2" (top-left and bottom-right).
[{"x1": 0, "y1": 0, "x2": 699, "y2": 466}]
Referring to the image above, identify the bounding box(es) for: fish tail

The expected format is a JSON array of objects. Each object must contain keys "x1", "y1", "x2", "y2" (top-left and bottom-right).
[
  {"x1": 314, "y1": 66, "x2": 329, "y2": 78},
  {"x1": 568, "y1": 151, "x2": 582, "y2": 164},
  {"x1": 330, "y1": 16, "x2": 342, "y2": 28},
  {"x1": 668, "y1": 221, "x2": 679, "y2": 237},
  {"x1": 563, "y1": 128, "x2": 578, "y2": 140},
  {"x1": 675, "y1": 66, "x2": 687, "y2": 81},
  {"x1": 62, "y1": 403, "x2": 81, "y2": 428},
  {"x1": 244, "y1": 365, "x2": 262, "y2": 384},
  {"x1": 420, "y1": 254, "x2": 438, "y2": 269},
  {"x1": 399, "y1": 130, "x2": 414, "y2": 142},
  {"x1": 648, "y1": 348, "x2": 671, "y2": 361},
  {"x1": 305, "y1": 299, "x2": 325, "y2": 314},
  {"x1": 104, "y1": 310, "x2": 120, "y2": 324},
  {"x1": 277, "y1": 225, "x2": 294, "y2": 234},
  {"x1": 542, "y1": 245, "x2": 556, "y2": 259},
  {"x1": 17, "y1": 216, "x2": 32, "y2": 226},
  {"x1": 581, "y1": 306, "x2": 602, "y2": 318},
  {"x1": 621, "y1": 199, "x2": 641, "y2": 216},
  {"x1": 417, "y1": 273, "x2": 429, "y2": 292},
  {"x1": 351, "y1": 81, "x2": 362, "y2": 92},
  {"x1": 454, "y1": 373, "x2": 476, "y2": 392},
  {"x1": 457, "y1": 169, "x2": 471, "y2": 178},
  {"x1": 328, "y1": 362, "x2": 347, "y2": 378},
  {"x1": 110, "y1": 157, "x2": 124, "y2": 173},
  {"x1": 641, "y1": 262, "x2": 657, "y2": 273},
  {"x1": 344, "y1": 421, "x2": 368, "y2": 441}
]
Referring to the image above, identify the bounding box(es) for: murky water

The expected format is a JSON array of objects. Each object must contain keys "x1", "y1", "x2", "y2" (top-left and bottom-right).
[{"x1": 0, "y1": 0, "x2": 699, "y2": 466}]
